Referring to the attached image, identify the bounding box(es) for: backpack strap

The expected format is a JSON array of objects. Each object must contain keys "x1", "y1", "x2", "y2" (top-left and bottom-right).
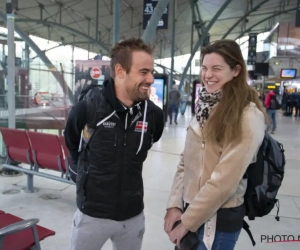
[
  {"x1": 78, "y1": 96, "x2": 104, "y2": 192},
  {"x1": 243, "y1": 220, "x2": 256, "y2": 246},
  {"x1": 80, "y1": 87, "x2": 103, "y2": 164},
  {"x1": 275, "y1": 199, "x2": 280, "y2": 221},
  {"x1": 245, "y1": 196, "x2": 255, "y2": 221},
  {"x1": 81, "y1": 128, "x2": 96, "y2": 158},
  {"x1": 78, "y1": 128, "x2": 97, "y2": 192}
]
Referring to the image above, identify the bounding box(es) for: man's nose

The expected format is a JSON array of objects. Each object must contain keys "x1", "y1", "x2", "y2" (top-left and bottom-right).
[{"x1": 147, "y1": 73, "x2": 154, "y2": 84}]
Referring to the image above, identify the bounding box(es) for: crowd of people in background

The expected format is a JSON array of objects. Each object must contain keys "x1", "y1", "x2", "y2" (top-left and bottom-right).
[
  {"x1": 255, "y1": 88, "x2": 300, "y2": 135},
  {"x1": 282, "y1": 90, "x2": 300, "y2": 116}
]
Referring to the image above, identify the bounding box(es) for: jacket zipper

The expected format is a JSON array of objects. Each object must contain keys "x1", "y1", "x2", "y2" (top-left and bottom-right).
[
  {"x1": 81, "y1": 165, "x2": 90, "y2": 209},
  {"x1": 114, "y1": 133, "x2": 117, "y2": 146},
  {"x1": 190, "y1": 125, "x2": 205, "y2": 187},
  {"x1": 124, "y1": 112, "x2": 128, "y2": 145},
  {"x1": 118, "y1": 112, "x2": 128, "y2": 219},
  {"x1": 201, "y1": 127, "x2": 206, "y2": 149}
]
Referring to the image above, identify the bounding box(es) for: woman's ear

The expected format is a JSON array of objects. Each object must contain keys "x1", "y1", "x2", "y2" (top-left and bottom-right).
[{"x1": 233, "y1": 64, "x2": 241, "y2": 77}]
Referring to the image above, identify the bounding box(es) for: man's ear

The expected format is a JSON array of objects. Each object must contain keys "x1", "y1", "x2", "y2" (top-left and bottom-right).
[
  {"x1": 233, "y1": 64, "x2": 241, "y2": 77},
  {"x1": 115, "y1": 64, "x2": 125, "y2": 79}
]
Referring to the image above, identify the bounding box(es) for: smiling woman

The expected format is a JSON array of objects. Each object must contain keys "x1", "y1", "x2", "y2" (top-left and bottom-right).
[
  {"x1": 200, "y1": 40, "x2": 268, "y2": 144},
  {"x1": 165, "y1": 39, "x2": 268, "y2": 250},
  {"x1": 201, "y1": 53, "x2": 240, "y2": 94}
]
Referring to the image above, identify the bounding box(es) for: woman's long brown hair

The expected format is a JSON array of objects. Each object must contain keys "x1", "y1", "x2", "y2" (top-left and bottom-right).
[{"x1": 201, "y1": 40, "x2": 268, "y2": 143}]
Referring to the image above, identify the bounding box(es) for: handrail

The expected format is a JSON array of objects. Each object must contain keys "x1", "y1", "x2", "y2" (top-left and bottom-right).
[{"x1": 0, "y1": 94, "x2": 69, "y2": 124}]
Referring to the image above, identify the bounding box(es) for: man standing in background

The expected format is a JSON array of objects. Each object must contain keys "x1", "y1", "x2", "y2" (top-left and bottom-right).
[
  {"x1": 265, "y1": 90, "x2": 278, "y2": 134},
  {"x1": 168, "y1": 83, "x2": 181, "y2": 125}
]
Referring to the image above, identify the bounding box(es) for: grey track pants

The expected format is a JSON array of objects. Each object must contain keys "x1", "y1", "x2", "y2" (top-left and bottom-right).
[{"x1": 70, "y1": 209, "x2": 145, "y2": 250}]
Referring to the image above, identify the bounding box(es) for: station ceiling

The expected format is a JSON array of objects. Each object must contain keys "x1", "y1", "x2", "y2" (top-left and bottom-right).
[{"x1": 0, "y1": 0, "x2": 298, "y2": 59}]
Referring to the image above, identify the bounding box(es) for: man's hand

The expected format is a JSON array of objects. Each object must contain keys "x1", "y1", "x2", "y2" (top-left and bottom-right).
[
  {"x1": 168, "y1": 222, "x2": 189, "y2": 249},
  {"x1": 164, "y1": 207, "x2": 182, "y2": 233}
]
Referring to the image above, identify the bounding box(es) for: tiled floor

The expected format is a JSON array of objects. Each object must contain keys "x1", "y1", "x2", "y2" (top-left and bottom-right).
[{"x1": 1, "y1": 107, "x2": 300, "y2": 250}]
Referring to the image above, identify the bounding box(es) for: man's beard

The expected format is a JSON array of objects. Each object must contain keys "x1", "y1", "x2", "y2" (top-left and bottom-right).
[{"x1": 128, "y1": 81, "x2": 150, "y2": 102}]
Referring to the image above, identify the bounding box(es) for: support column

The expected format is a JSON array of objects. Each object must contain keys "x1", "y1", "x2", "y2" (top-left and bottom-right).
[
  {"x1": 59, "y1": 4, "x2": 62, "y2": 24},
  {"x1": 142, "y1": 0, "x2": 169, "y2": 43},
  {"x1": 24, "y1": 43, "x2": 29, "y2": 69},
  {"x1": 261, "y1": 76, "x2": 265, "y2": 98},
  {"x1": 113, "y1": 0, "x2": 120, "y2": 44},
  {"x1": 107, "y1": 29, "x2": 111, "y2": 44},
  {"x1": 2, "y1": 44, "x2": 4, "y2": 61},
  {"x1": 159, "y1": 39, "x2": 163, "y2": 60},
  {"x1": 96, "y1": 0, "x2": 99, "y2": 41},
  {"x1": 71, "y1": 36, "x2": 75, "y2": 93},
  {"x1": 189, "y1": 0, "x2": 195, "y2": 84},
  {"x1": 6, "y1": 0, "x2": 15, "y2": 129},
  {"x1": 71, "y1": 46, "x2": 74, "y2": 91},
  {"x1": 179, "y1": 0, "x2": 233, "y2": 89},
  {"x1": 39, "y1": 3, "x2": 43, "y2": 20},
  {"x1": 170, "y1": 0, "x2": 176, "y2": 90},
  {"x1": 88, "y1": 19, "x2": 90, "y2": 59}
]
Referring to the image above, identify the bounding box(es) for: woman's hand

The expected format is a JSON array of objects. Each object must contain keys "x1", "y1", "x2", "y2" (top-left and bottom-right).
[
  {"x1": 164, "y1": 207, "x2": 182, "y2": 233},
  {"x1": 168, "y1": 222, "x2": 189, "y2": 249}
]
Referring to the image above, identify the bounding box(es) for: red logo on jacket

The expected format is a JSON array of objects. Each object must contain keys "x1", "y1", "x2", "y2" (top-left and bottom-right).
[{"x1": 135, "y1": 121, "x2": 148, "y2": 132}]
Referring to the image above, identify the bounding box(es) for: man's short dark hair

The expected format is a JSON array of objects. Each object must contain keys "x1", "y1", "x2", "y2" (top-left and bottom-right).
[{"x1": 110, "y1": 38, "x2": 155, "y2": 78}]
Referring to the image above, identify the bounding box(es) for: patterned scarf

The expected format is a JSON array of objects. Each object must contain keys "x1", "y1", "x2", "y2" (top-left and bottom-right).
[{"x1": 196, "y1": 88, "x2": 222, "y2": 129}]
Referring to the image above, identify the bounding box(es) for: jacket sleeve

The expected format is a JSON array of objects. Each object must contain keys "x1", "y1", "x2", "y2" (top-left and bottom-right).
[
  {"x1": 153, "y1": 107, "x2": 165, "y2": 143},
  {"x1": 166, "y1": 153, "x2": 185, "y2": 211},
  {"x1": 181, "y1": 106, "x2": 265, "y2": 232},
  {"x1": 64, "y1": 100, "x2": 87, "y2": 162},
  {"x1": 264, "y1": 94, "x2": 270, "y2": 108}
]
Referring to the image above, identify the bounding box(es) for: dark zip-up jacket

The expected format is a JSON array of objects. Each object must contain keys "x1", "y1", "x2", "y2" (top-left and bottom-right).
[{"x1": 64, "y1": 79, "x2": 164, "y2": 221}]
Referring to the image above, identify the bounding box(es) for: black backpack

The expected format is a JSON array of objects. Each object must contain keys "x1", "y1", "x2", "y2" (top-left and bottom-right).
[
  {"x1": 270, "y1": 95, "x2": 280, "y2": 110},
  {"x1": 69, "y1": 84, "x2": 103, "y2": 183},
  {"x1": 68, "y1": 84, "x2": 157, "y2": 183},
  {"x1": 243, "y1": 132, "x2": 285, "y2": 246}
]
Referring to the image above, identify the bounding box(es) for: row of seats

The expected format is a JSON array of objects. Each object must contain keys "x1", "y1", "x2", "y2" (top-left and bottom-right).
[
  {"x1": 0, "y1": 128, "x2": 67, "y2": 249},
  {"x1": 0, "y1": 209, "x2": 55, "y2": 250},
  {"x1": 0, "y1": 127, "x2": 70, "y2": 180}
]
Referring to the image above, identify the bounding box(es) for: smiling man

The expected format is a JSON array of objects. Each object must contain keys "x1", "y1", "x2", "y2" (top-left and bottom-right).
[{"x1": 64, "y1": 38, "x2": 165, "y2": 250}]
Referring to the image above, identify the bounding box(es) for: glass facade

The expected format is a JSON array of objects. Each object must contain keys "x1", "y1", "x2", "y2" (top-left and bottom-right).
[
  {"x1": 263, "y1": 22, "x2": 300, "y2": 60},
  {"x1": 0, "y1": 27, "x2": 100, "y2": 158}
]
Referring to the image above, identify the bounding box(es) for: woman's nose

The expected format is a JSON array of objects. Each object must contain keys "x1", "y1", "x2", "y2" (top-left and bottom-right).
[{"x1": 204, "y1": 70, "x2": 213, "y2": 79}]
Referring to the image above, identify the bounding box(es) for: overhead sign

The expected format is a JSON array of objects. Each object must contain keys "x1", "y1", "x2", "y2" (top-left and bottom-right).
[
  {"x1": 6, "y1": 0, "x2": 18, "y2": 14},
  {"x1": 90, "y1": 67, "x2": 102, "y2": 80},
  {"x1": 143, "y1": 0, "x2": 169, "y2": 30},
  {"x1": 74, "y1": 60, "x2": 110, "y2": 104},
  {"x1": 247, "y1": 33, "x2": 257, "y2": 65},
  {"x1": 296, "y1": 0, "x2": 300, "y2": 27}
]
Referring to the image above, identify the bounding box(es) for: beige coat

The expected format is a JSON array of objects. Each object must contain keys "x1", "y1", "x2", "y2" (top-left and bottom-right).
[{"x1": 167, "y1": 103, "x2": 265, "y2": 248}]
